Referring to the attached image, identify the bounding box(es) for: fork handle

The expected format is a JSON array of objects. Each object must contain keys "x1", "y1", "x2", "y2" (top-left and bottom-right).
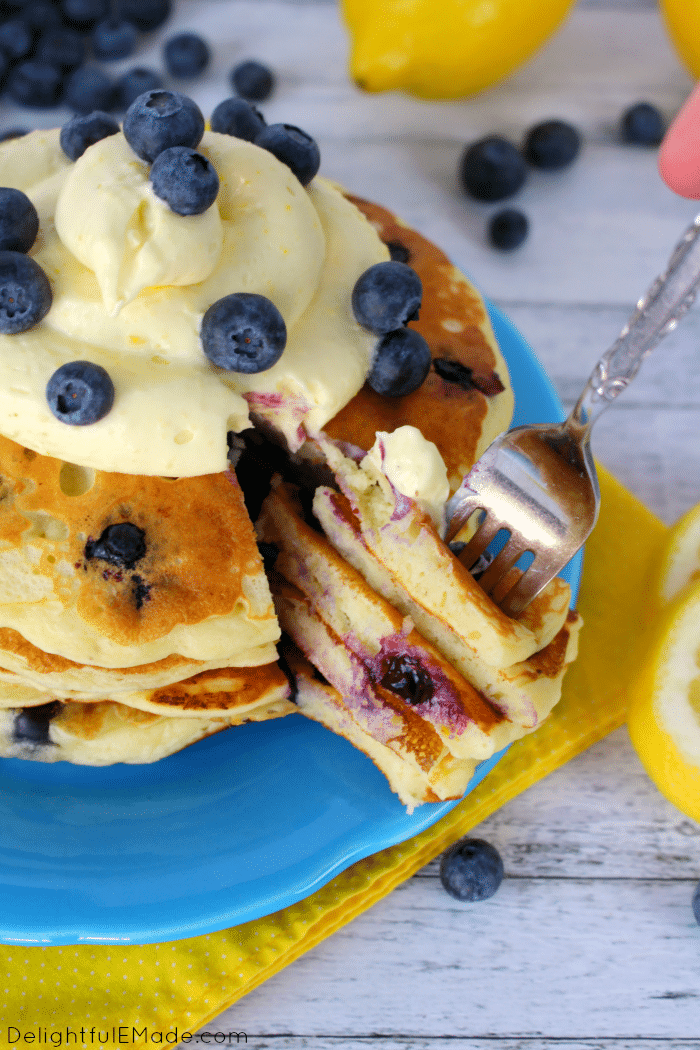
[{"x1": 567, "y1": 214, "x2": 700, "y2": 438}]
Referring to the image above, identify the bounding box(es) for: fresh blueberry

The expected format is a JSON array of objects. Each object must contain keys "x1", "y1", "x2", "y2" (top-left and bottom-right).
[
  {"x1": 13, "y1": 701, "x2": 61, "y2": 746},
  {"x1": 210, "y1": 97, "x2": 266, "y2": 142},
  {"x1": 0, "y1": 251, "x2": 52, "y2": 332},
  {"x1": 59, "y1": 110, "x2": 119, "y2": 161},
  {"x1": 7, "y1": 61, "x2": 63, "y2": 107},
  {"x1": 254, "y1": 123, "x2": 320, "y2": 186},
  {"x1": 523, "y1": 119, "x2": 581, "y2": 169},
  {"x1": 118, "y1": 0, "x2": 171, "y2": 32},
  {"x1": 0, "y1": 18, "x2": 35, "y2": 62},
  {"x1": 460, "y1": 136, "x2": 527, "y2": 202},
  {"x1": 201, "y1": 293, "x2": 287, "y2": 373},
  {"x1": 692, "y1": 881, "x2": 700, "y2": 925},
  {"x1": 123, "y1": 89, "x2": 204, "y2": 163},
  {"x1": 230, "y1": 59, "x2": 274, "y2": 102},
  {"x1": 621, "y1": 102, "x2": 665, "y2": 146},
  {"x1": 0, "y1": 128, "x2": 29, "y2": 142},
  {"x1": 488, "y1": 208, "x2": 529, "y2": 251},
  {"x1": 37, "y1": 28, "x2": 86, "y2": 72},
  {"x1": 163, "y1": 31, "x2": 210, "y2": 79},
  {"x1": 92, "y1": 18, "x2": 138, "y2": 61},
  {"x1": 61, "y1": 0, "x2": 109, "y2": 32},
  {"x1": 0, "y1": 188, "x2": 39, "y2": 253},
  {"x1": 113, "y1": 67, "x2": 163, "y2": 112},
  {"x1": 367, "y1": 327, "x2": 431, "y2": 397},
  {"x1": 85, "y1": 522, "x2": 146, "y2": 568},
  {"x1": 352, "y1": 261, "x2": 422, "y2": 335},
  {"x1": 149, "y1": 146, "x2": 219, "y2": 215},
  {"x1": 64, "y1": 65, "x2": 114, "y2": 114},
  {"x1": 439, "y1": 837, "x2": 504, "y2": 902},
  {"x1": 24, "y1": 2, "x2": 64, "y2": 36},
  {"x1": 46, "y1": 360, "x2": 114, "y2": 424}
]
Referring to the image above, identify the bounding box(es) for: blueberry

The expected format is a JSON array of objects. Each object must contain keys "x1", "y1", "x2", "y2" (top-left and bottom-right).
[
  {"x1": 0, "y1": 251, "x2": 52, "y2": 332},
  {"x1": 113, "y1": 67, "x2": 163, "y2": 112},
  {"x1": 163, "y1": 31, "x2": 210, "y2": 79},
  {"x1": 0, "y1": 128, "x2": 29, "y2": 142},
  {"x1": 149, "y1": 146, "x2": 219, "y2": 215},
  {"x1": 0, "y1": 188, "x2": 39, "y2": 253},
  {"x1": 64, "y1": 65, "x2": 114, "y2": 114},
  {"x1": 60, "y1": 110, "x2": 119, "y2": 161},
  {"x1": 352, "y1": 261, "x2": 422, "y2": 335},
  {"x1": 488, "y1": 208, "x2": 529, "y2": 251},
  {"x1": 123, "y1": 89, "x2": 204, "y2": 163},
  {"x1": 367, "y1": 327, "x2": 432, "y2": 398},
  {"x1": 201, "y1": 293, "x2": 287, "y2": 373},
  {"x1": 621, "y1": 102, "x2": 665, "y2": 146},
  {"x1": 61, "y1": 0, "x2": 109, "y2": 32},
  {"x1": 210, "y1": 97, "x2": 266, "y2": 142},
  {"x1": 693, "y1": 881, "x2": 700, "y2": 925},
  {"x1": 230, "y1": 59, "x2": 274, "y2": 102},
  {"x1": 92, "y1": 18, "x2": 138, "y2": 61},
  {"x1": 380, "y1": 654, "x2": 433, "y2": 705},
  {"x1": 6, "y1": 61, "x2": 63, "y2": 108},
  {"x1": 439, "y1": 837, "x2": 504, "y2": 902},
  {"x1": 37, "y1": 28, "x2": 86, "y2": 72},
  {"x1": 460, "y1": 136, "x2": 527, "y2": 202},
  {"x1": 0, "y1": 18, "x2": 35, "y2": 62},
  {"x1": 46, "y1": 360, "x2": 114, "y2": 424},
  {"x1": 386, "y1": 240, "x2": 410, "y2": 264},
  {"x1": 13, "y1": 701, "x2": 61, "y2": 746},
  {"x1": 254, "y1": 123, "x2": 320, "y2": 187},
  {"x1": 118, "y1": 0, "x2": 171, "y2": 32},
  {"x1": 523, "y1": 119, "x2": 580, "y2": 169},
  {"x1": 24, "y1": 2, "x2": 64, "y2": 36},
  {"x1": 0, "y1": 51, "x2": 10, "y2": 86},
  {"x1": 85, "y1": 522, "x2": 146, "y2": 568}
]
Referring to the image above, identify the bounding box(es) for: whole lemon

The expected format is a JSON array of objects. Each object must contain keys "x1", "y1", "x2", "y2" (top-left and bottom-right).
[
  {"x1": 342, "y1": 0, "x2": 577, "y2": 100},
  {"x1": 660, "y1": 0, "x2": 700, "y2": 79}
]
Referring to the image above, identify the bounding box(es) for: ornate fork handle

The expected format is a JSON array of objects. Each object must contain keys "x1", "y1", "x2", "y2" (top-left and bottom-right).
[{"x1": 569, "y1": 215, "x2": 700, "y2": 437}]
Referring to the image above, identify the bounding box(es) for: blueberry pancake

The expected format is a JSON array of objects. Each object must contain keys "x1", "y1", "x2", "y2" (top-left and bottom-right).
[
  {"x1": 0, "y1": 688, "x2": 294, "y2": 765},
  {"x1": 315, "y1": 195, "x2": 515, "y2": 494}
]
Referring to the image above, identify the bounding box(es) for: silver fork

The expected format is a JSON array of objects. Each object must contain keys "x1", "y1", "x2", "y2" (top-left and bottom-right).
[{"x1": 445, "y1": 214, "x2": 700, "y2": 618}]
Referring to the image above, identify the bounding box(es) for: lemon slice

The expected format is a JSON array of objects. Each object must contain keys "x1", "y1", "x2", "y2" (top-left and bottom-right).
[
  {"x1": 627, "y1": 579, "x2": 700, "y2": 822},
  {"x1": 655, "y1": 500, "x2": 700, "y2": 606}
]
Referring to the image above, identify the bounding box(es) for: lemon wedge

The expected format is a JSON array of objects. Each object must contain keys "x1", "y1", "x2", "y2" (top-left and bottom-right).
[
  {"x1": 627, "y1": 578, "x2": 700, "y2": 822},
  {"x1": 654, "y1": 500, "x2": 700, "y2": 606}
]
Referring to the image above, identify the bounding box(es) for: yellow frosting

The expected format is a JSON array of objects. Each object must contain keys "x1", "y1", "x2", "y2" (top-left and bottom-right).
[
  {"x1": 365, "y1": 426, "x2": 450, "y2": 531},
  {"x1": 0, "y1": 128, "x2": 388, "y2": 477}
]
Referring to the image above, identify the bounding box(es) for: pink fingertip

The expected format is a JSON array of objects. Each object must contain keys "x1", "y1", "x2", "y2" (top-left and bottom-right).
[{"x1": 659, "y1": 83, "x2": 700, "y2": 199}]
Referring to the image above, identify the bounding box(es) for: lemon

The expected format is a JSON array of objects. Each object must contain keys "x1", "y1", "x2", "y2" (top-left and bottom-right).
[
  {"x1": 654, "y1": 500, "x2": 700, "y2": 607},
  {"x1": 628, "y1": 579, "x2": 700, "y2": 822},
  {"x1": 660, "y1": 0, "x2": 700, "y2": 79},
  {"x1": 341, "y1": 0, "x2": 577, "y2": 100}
]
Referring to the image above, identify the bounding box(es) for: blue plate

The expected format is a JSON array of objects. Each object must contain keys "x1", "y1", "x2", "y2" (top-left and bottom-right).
[{"x1": 0, "y1": 304, "x2": 582, "y2": 946}]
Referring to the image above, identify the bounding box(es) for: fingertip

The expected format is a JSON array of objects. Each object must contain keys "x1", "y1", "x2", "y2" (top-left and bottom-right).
[{"x1": 659, "y1": 83, "x2": 700, "y2": 199}]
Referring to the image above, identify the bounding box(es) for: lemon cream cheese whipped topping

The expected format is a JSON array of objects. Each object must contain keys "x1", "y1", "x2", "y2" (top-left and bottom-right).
[{"x1": 0, "y1": 119, "x2": 388, "y2": 477}]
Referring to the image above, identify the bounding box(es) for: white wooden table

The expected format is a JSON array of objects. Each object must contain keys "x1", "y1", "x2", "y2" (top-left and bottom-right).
[{"x1": 7, "y1": 0, "x2": 700, "y2": 1044}]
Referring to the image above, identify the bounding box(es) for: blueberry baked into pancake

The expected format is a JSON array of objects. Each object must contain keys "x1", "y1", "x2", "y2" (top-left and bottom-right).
[{"x1": 0, "y1": 91, "x2": 580, "y2": 804}]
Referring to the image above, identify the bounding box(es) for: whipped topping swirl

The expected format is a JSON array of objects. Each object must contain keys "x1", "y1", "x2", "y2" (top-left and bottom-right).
[{"x1": 0, "y1": 127, "x2": 388, "y2": 476}]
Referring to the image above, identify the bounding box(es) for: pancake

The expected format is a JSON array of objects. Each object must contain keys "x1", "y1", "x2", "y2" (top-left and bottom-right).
[
  {"x1": 0, "y1": 691, "x2": 296, "y2": 765},
  {"x1": 0, "y1": 434, "x2": 278, "y2": 668},
  {"x1": 316, "y1": 195, "x2": 515, "y2": 493},
  {"x1": 260, "y1": 482, "x2": 512, "y2": 761},
  {"x1": 283, "y1": 640, "x2": 477, "y2": 813}
]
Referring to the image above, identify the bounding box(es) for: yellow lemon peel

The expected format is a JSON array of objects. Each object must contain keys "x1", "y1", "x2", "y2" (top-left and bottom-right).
[
  {"x1": 628, "y1": 578, "x2": 700, "y2": 823},
  {"x1": 341, "y1": 0, "x2": 577, "y2": 100},
  {"x1": 660, "y1": 0, "x2": 700, "y2": 79}
]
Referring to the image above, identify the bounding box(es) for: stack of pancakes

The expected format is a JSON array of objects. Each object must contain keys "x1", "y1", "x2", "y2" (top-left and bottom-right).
[
  {"x1": 0, "y1": 439, "x2": 293, "y2": 763},
  {"x1": 0, "y1": 190, "x2": 580, "y2": 803}
]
